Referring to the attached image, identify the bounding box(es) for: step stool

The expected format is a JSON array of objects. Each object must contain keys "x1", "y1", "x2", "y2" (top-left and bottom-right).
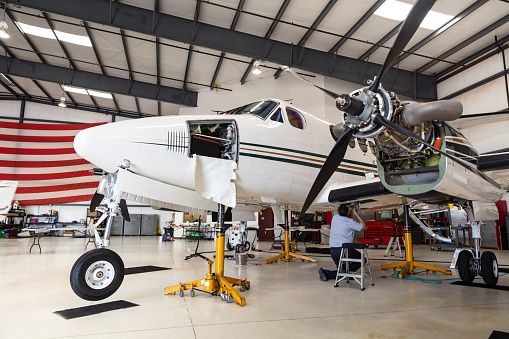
[
  {"x1": 334, "y1": 243, "x2": 374, "y2": 291},
  {"x1": 384, "y1": 234, "x2": 403, "y2": 258}
]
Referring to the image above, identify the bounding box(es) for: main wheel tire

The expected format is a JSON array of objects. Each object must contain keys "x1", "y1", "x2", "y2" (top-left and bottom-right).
[
  {"x1": 244, "y1": 241, "x2": 251, "y2": 252},
  {"x1": 70, "y1": 248, "x2": 125, "y2": 301},
  {"x1": 457, "y1": 250, "x2": 475, "y2": 284},
  {"x1": 481, "y1": 251, "x2": 498, "y2": 286}
]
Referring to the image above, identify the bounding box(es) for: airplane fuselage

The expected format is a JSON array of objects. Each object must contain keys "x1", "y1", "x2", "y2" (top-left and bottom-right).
[{"x1": 74, "y1": 99, "x2": 378, "y2": 208}]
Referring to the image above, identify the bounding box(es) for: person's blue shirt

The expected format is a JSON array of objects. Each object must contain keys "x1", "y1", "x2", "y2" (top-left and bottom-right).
[{"x1": 329, "y1": 214, "x2": 363, "y2": 248}]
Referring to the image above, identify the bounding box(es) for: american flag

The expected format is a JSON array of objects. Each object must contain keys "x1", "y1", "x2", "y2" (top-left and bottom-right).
[{"x1": 0, "y1": 120, "x2": 105, "y2": 206}]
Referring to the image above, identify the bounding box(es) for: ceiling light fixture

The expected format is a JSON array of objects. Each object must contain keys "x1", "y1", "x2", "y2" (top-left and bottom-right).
[
  {"x1": 252, "y1": 60, "x2": 262, "y2": 75},
  {"x1": 59, "y1": 84, "x2": 67, "y2": 108},
  {"x1": 0, "y1": 5, "x2": 9, "y2": 39},
  {"x1": 58, "y1": 96, "x2": 67, "y2": 108}
]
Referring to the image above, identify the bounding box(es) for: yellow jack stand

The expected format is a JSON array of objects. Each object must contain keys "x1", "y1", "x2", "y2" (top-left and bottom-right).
[
  {"x1": 164, "y1": 205, "x2": 250, "y2": 306},
  {"x1": 265, "y1": 225, "x2": 317, "y2": 264},
  {"x1": 381, "y1": 205, "x2": 451, "y2": 278}
]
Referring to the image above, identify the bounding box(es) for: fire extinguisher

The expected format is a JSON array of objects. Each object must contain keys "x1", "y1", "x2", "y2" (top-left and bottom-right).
[{"x1": 432, "y1": 136, "x2": 442, "y2": 154}]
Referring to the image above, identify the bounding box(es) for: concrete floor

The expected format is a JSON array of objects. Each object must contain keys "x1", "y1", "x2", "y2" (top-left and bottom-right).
[{"x1": 1, "y1": 236, "x2": 508, "y2": 339}]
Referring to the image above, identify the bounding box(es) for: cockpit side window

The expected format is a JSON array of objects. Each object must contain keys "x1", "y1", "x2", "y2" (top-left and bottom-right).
[
  {"x1": 270, "y1": 108, "x2": 284, "y2": 123},
  {"x1": 286, "y1": 107, "x2": 306, "y2": 129},
  {"x1": 226, "y1": 100, "x2": 278, "y2": 119}
]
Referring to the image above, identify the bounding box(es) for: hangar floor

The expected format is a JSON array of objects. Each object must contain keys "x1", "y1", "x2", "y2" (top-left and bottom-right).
[{"x1": 1, "y1": 236, "x2": 508, "y2": 339}]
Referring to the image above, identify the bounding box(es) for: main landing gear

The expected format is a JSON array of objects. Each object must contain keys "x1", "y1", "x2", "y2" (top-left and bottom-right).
[
  {"x1": 455, "y1": 204, "x2": 498, "y2": 286},
  {"x1": 164, "y1": 204, "x2": 250, "y2": 306},
  {"x1": 70, "y1": 169, "x2": 127, "y2": 301}
]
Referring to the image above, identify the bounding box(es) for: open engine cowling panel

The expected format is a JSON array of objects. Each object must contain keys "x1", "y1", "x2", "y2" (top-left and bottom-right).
[{"x1": 187, "y1": 120, "x2": 239, "y2": 162}]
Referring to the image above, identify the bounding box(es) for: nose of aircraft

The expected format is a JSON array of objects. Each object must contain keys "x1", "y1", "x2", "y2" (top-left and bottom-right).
[{"x1": 74, "y1": 123, "x2": 128, "y2": 173}]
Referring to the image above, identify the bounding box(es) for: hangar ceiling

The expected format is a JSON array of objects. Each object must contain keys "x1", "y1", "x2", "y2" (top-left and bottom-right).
[{"x1": 0, "y1": 0, "x2": 508, "y2": 118}]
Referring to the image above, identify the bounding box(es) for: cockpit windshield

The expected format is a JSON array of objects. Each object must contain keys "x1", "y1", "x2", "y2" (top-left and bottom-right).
[{"x1": 223, "y1": 100, "x2": 278, "y2": 119}]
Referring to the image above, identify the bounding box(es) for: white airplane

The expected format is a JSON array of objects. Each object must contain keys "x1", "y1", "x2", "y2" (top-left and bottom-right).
[
  {"x1": 0, "y1": 181, "x2": 18, "y2": 222},
  {"x1": 70, "y1": 0, "x2": 509, "y2": 305}
]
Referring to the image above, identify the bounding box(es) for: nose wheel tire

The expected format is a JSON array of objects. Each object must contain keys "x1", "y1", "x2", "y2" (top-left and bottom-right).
[
  {"x1": 457, "y1": 250, "x2": 475, "y2": 284},
  {"x1": 481, "y1": 251, "x2": 498, "y2": 286},
  {"x1": 70, "y1": 248, "x2": 125, "y2": 301}
]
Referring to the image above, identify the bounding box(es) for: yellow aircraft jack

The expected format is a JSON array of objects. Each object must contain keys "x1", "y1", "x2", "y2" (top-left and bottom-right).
[
  {"x1": 164, "y1": 205, "x2": 250, "y2": 306},
  {"x1": 265, "y1": 225, "x2": 317, "y2": 264},
  {"x1": 381, "y1": 205, "x2": 451, "y2": 278}
]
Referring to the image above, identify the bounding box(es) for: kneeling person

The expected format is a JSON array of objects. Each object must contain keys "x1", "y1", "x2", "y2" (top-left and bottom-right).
[{"x1": 319, "y1": 204, "x2": 367, "y2": 281}]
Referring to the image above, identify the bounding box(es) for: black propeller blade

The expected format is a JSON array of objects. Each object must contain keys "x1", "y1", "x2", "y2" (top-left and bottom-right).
[
  {"x1": 300, "y1": 127, "x2": 354, "y2": 217},
  {"x1": 280, "y1": 66, "x2": 341, "y2": 100},
  {"x1": 90, "y1": 192, "x2": 104, "y2": 212},
  {"x1": 372, "y1": 115, "x2": 499, "y2": 186},
  {"x1": 369, "y1": 0, "x2": 437, "y2": 92},
  {"x1": 119, "y1": 199, "x2": 131, "y2": 222}
]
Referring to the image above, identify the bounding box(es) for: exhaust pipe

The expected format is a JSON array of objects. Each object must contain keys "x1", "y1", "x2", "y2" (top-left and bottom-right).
[{"x1": 402, "y1": 100, "x2": 463, "y2": 126}]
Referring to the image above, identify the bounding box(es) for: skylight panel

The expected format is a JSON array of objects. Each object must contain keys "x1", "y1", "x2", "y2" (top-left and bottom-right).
[
  {"x1": 374, "y1": 0, "x2": 453, "y2": 30},
  {"x1": 62, "y1": 85, "x2": 88, "y2": 95},
  {"x1": 87, "y1": 89, "x2": 113, "y2": 99},
  {"x1": 62, "y1": 85, "x2": 113, "y2": 100},
  {"x1": 17, "y1": 22, "x2": 92, "y2": 47}
]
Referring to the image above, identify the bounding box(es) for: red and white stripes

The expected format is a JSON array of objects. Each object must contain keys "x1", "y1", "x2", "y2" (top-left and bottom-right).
[{"x1": 0, "y1": 120, "x2": 105, "y2": 205}]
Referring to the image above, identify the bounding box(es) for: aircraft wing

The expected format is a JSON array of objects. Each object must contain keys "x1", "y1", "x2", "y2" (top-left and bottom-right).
[
  {"x1": 314, "y1": 178, "x2": 403, "y2": 212},
  {"x1": 115, "y1": 167, "x2": 260, "y2": 218},
  {"x1": 478, "y1": 149, "x2": 509, "y2": 190}
]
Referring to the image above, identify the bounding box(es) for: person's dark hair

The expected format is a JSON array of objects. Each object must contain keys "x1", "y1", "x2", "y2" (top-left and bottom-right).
[{"x1": 338, "y1": 204, "x2": 349, "y2": 217}]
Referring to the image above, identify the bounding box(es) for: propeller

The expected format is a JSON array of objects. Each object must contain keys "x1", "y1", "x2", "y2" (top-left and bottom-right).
[
  {"x1": 119, "y1": 199, "x2": 131, "y2": 222},
  {"x1": 288, "y1": 0, "x2": 439, "y2": 216},
  {"x1": 299, "y1": 127, "x2": 353, "y2": 216},
  {"x1": 90, "y1": 191, "x2": 104, "y2": 212},
  {"x1": 369, "y1": 0, "x2": 437, "y2": 93}
]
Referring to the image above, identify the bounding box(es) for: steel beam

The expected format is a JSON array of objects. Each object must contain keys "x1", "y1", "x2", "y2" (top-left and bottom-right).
[
  {"x1": 32, "y1": 80, "x2": 54, "y2": 103},
  {"x1": 393, "y1": 0, "x2": 488, "y2": 65},
  {"x1": 239, "y1": 0, "x2": 290, "y2": 84},
  {"x1": 358, "y1": 23, "x2": 401, "y2": 61},
  {"x1": 328, "y1": 0, "x2": 385, "y2": 54},
  {"x1": 274, "y1": 0, "x2": 337, "y2": 78},
  {"x1": 437, "y1": 34, "x2": 509, "y2": 80},
  {"x1": 211, "y1": 0, "x2": 246, "y2": 89},
  {"x1": 10, "y1": 0, "x2": 436, "y2": 99},
  {"x1": 417, "y1": 13, "x2": 509, "y2": 73},
  {"x1": 43, "y1": 12, "x2": 76, "y2": 70},
  {"x1": 0, "y1": 55, "x2": 198, "y2": 106}
]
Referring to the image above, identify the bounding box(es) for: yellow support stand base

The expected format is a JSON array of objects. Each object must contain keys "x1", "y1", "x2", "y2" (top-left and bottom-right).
[
  {"x1": 381, "y1": 260, "x2": 452, "y2": 278},
  {"x1": 265, "y1": 228, "x2": 316, "y2": 264},
  {"x1": 381, "y1": 221, "x2": 451, "y2": 278},
  {"x1": 164, "y1": 205, "x2": 250, "y2": 306}
]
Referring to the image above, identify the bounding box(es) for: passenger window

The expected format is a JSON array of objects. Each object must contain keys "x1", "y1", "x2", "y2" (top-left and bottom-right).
[
  {"x1": 270, "y1": 108, "x2": 284, "y2": 123},
  {"x1": 286, "y1": 107, "x2": 306, "y2": 129}
]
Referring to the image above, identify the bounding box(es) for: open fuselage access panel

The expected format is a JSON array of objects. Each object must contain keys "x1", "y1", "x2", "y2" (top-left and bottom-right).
[{"x1": 187, "y1": 120, "x2": 239, "y2": 162}]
